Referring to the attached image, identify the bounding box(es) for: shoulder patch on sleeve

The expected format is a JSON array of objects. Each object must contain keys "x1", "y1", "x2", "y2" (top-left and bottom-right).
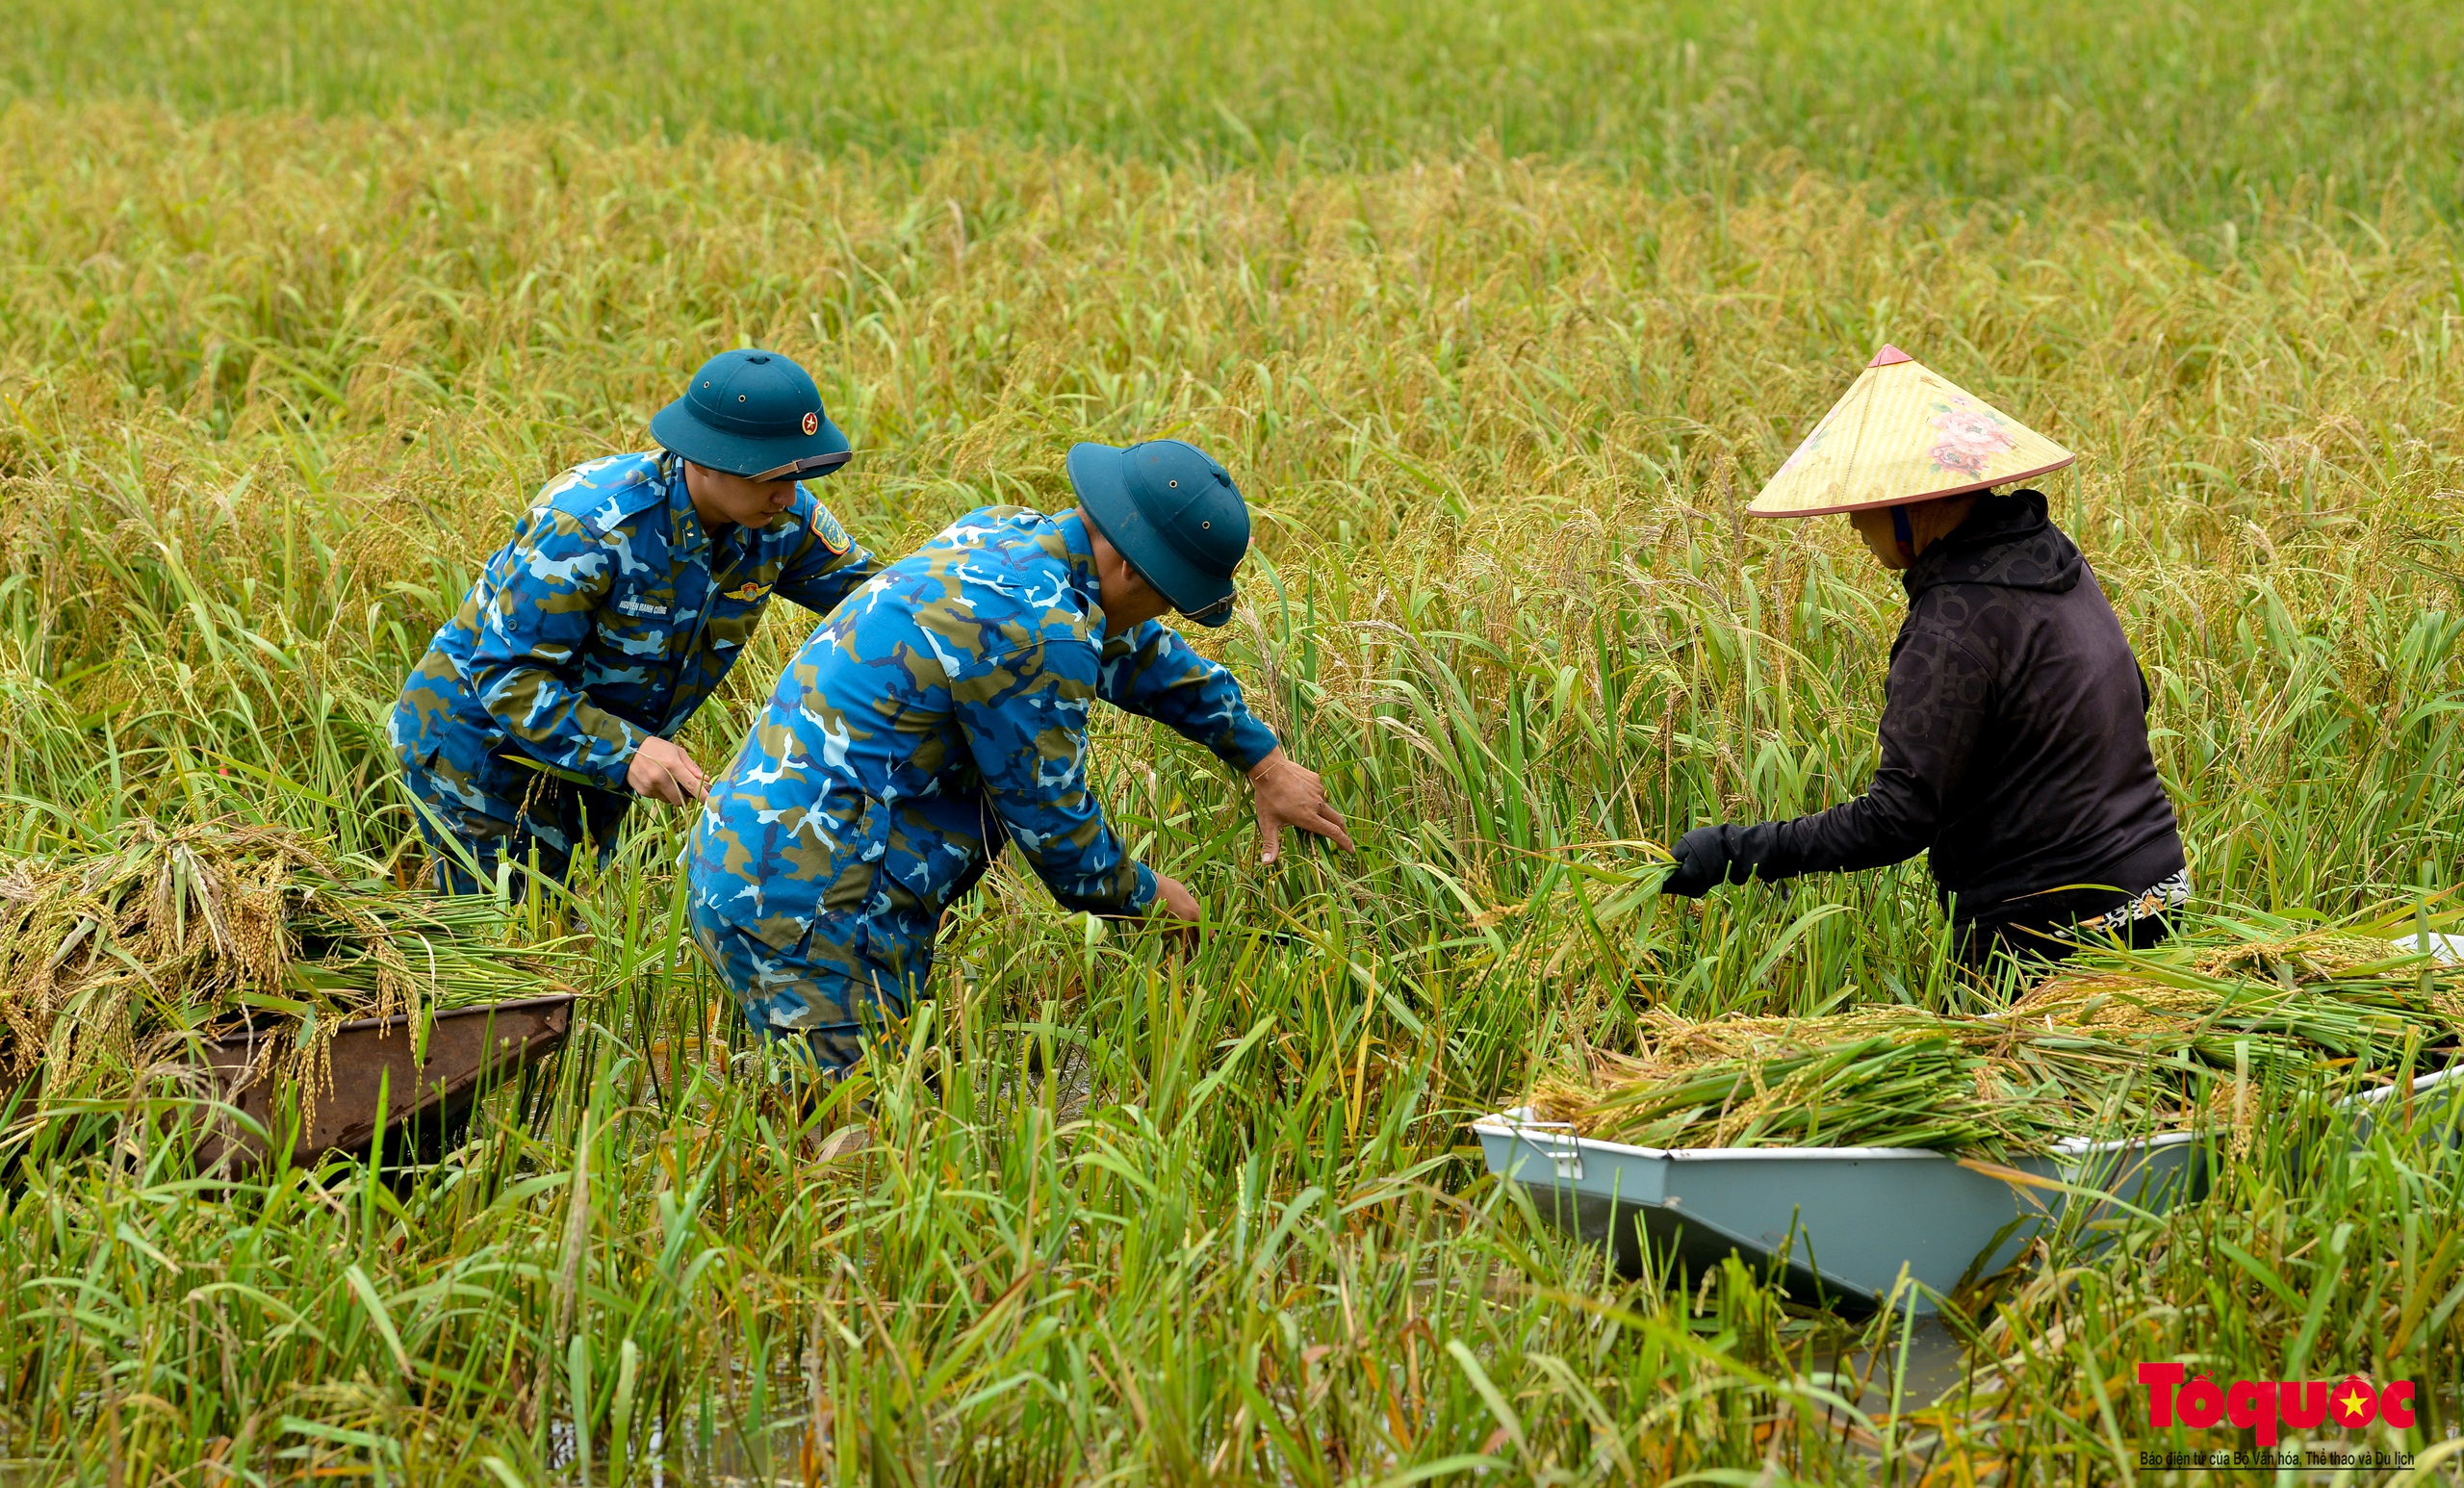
[{"x1": 809, "y1": 504, "x2": 852, "y2": 555}]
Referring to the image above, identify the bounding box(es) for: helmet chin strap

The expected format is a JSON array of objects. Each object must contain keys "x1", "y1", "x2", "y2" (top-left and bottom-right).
[{"x1": 1890, "y1": 503, "x2": 1916, "y2": 559}]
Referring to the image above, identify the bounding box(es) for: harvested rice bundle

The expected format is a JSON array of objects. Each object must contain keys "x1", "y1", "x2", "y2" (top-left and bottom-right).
[
  {"x1": 1543, "y1": 1020, "x2": 2078, "y2": 1154},
  {"x1": 1534, "y1": 918, "x2": 2464, "y2": 1158},
  {"x1": 1531, "y1": 1010, "x2": 2154, "y2": 1158},
  {"x1": 0, "y1": 817, "x2": 586, "y2": 1113},
  {"x1": 2027, "y1": 924, "x2": 2464, "y2": 1057}
]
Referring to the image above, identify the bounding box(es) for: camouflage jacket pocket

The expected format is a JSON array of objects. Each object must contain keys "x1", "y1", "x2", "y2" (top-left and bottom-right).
[
  {"x1": 702, "y1": 572, "x2": 779, "y2": 654},
  {"x1": 577, "y1": 577, "x2": 680, "y2": 710},
  {"x1": 814, "y1": 786, "x2": 892, "y2": 914},
  {"x1": 878, "y1": 792, "x2": 1007, "y2": 919},
  {"x1": 692, "y1": 775, "x2": 890, "y2": 951}
]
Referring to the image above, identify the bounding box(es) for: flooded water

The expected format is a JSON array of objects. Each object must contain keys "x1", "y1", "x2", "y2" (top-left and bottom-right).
[
  {"x1": 548, "y1": 1411, "x2": 818, "y2": 1488},
  {"x1": 1808, "y1": 1312, "x2": 1977, "y2": 1421}
]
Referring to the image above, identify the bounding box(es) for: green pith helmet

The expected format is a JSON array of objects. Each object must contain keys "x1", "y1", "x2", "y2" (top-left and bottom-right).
[
  {"x1": 1066, "y1": 439, "x2": 1250, "y2": 628},
  {"x1": 650, "y1": 349, "x2": 852, "y2": 480}
]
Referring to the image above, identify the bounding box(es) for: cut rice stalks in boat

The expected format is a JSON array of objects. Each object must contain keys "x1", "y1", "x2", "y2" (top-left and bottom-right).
[
  {"x1": 1530, "y1": 915, "x2": 2464, "y2": 1158},
  {"x1": 0, "y1": 817, "x2": 589, "y2": 1122}
]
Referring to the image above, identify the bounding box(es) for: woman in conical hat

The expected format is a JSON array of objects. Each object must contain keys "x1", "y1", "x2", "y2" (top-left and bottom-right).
[{"x1": 1660, "y1": 346, "x2": 2188, "y2": 974}]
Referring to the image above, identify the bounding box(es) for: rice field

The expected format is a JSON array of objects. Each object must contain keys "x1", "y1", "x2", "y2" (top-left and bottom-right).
[{"x1": 4, "y1": 1, "x2": 2464, "y2": 1481}]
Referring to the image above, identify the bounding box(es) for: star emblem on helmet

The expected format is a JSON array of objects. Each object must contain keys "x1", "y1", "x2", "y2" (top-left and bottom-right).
[{"x1": 801, "y1": 411, "x2": 819, "y2": 436}]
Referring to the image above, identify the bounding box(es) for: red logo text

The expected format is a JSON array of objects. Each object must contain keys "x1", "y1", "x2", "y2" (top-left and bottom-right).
[{"x1": 2139, "y1": 1364, "x2": 2417, "y2": 1447}]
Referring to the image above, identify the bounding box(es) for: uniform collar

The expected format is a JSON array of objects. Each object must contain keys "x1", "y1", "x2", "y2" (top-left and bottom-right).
[
  {"x1": 663, "y1": 456, "x2": 758, "y2": 568},
  {"x1": 1056, "y1": 509, "x2": 1109, "y2": 629},
  {"x1": 663, "y1": 458, "x2": 715, "y2": 562}
]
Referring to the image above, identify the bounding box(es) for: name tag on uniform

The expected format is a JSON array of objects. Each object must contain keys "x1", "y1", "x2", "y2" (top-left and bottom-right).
[{"x1": 616, "y1": 596, "x2": 670, "y2": 618}]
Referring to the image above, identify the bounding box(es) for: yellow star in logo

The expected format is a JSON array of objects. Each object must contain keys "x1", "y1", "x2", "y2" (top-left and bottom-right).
[{"x1": 2336, "y1": 1387, "x2": 2371, "y2": 1421}]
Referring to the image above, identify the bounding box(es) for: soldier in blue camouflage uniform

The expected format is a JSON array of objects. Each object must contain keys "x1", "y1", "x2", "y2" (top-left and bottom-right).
[
  {"x1": 391, "y1": 349, "x2": 877, "y2": 894},
  {"x1": 687, "y1": 438, "x2": 1354, "y2": 1071}
]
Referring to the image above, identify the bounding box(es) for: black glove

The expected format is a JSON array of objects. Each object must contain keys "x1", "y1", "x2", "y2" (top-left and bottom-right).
[{"x1": 1660, "y1": 824, "x2": 1736, "y2": 898}]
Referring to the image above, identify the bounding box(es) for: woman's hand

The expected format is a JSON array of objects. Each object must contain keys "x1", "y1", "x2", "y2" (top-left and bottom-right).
[
  {"x1": 1659, "y1": 826, "x2": 1734, "y2": 898},
  {"x1": 1246, "y1": 749, "x2": 1356, "y2": 863},
  {"x1": 627, "y1": 735, "x2": 708, "y2": 805}
]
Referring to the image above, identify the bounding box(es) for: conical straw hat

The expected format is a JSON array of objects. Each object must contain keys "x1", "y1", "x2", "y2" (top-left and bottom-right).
[{"x1": 1749, "y1": 346, "x2": 2076, "y2": 518}]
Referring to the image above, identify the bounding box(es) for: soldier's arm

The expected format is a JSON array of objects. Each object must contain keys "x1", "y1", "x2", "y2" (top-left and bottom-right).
[
  {"x1": 952, "y1": 638, "x2": 1160, "y2": 916},
  {"x1": 769, "y1": 498, "x2": 881, "y2": 617},
  {"x1": 1094, "y1": 621, "x2": 1280, "y2": 772},
  {"x1": 462, "y1": 507, "x2": 643, "y2": 790}
]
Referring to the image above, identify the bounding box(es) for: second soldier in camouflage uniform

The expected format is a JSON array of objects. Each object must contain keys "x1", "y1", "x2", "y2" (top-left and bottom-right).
[
  {"x1": 687, "y1": 438, "x2": 1353, "y2": 1071},
  {"x1": 392, "y1": 348, "x2": 876, "y2": 893}
]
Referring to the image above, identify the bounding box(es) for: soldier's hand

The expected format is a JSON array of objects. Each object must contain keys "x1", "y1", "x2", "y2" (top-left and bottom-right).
[
  {"x1": 1151, "y1": 871, "x2": 1202, "y2": 939},
  {"x1": 628, "y1": 735, "x2": 707, "y2": 806},
  {"x1": 1246, "y1": 749, "x2": 1355, "y2": 864}
]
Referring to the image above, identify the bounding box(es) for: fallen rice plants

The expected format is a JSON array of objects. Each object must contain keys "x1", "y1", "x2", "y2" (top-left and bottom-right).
[{"x1": 3, "y1": 3, "x2": 2464, "y2": 1481}]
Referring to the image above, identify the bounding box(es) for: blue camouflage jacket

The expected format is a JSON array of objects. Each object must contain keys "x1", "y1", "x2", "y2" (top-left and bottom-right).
[
  {"x1": 390, "y1": 451, "x2": 877, "y2": 801},
  {"x1": 689, "y1": 506, "x2": 1280, "y2": 951}
]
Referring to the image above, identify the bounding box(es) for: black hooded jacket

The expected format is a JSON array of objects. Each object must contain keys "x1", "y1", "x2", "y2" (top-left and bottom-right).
[{"x1": 1721, "y1": 490, "x2": 2185, "y2": 928}]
